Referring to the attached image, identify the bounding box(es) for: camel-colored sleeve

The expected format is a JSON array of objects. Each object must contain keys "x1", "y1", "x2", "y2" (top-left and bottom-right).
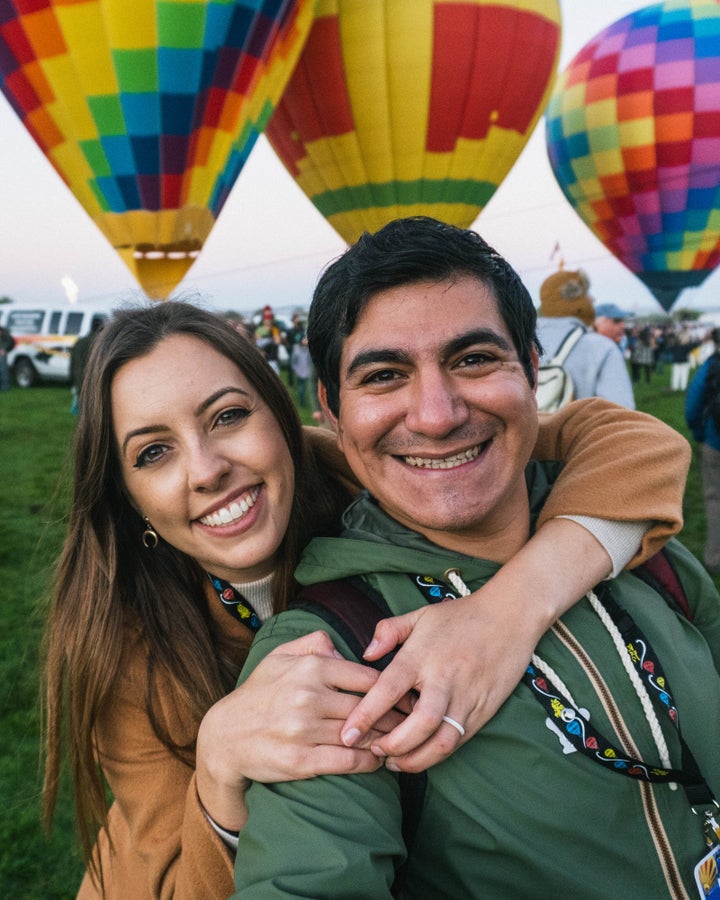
[
  {"x1": 533, "y1": 398, "x2": 690, "y2": 568},
  {"x1": 77, "y1": 629, "x2": 235, "y2": 900}
]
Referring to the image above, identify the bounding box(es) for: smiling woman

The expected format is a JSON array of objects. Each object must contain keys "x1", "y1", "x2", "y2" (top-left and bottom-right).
[
  {"x1": 112, "y1": 334, "x2": 295, "y2": 585},
  {"x1": 41, "y1": 298, "x2": 691, "y2": 899}
]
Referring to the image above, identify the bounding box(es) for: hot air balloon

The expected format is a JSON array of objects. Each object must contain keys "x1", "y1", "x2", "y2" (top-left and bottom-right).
[
  {"x1": 266, "y1": 0, "x2": 562, "y2": 245},
  {"x1": 545, "y1": 1, "x2": 720, "y2": 311},
  {"x1": 0, "y1": 0, "x2": 314, "y2": 298}
]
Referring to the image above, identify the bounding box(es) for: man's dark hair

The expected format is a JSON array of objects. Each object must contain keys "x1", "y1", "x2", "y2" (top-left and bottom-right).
[{"x1": 307, "y1": 216, "x2": 540, "y2": 415}]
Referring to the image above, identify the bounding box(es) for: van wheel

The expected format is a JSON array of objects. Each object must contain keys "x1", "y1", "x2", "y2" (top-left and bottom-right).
[{"x1": 14, "y1": 358, "x2": 38, "y2": 388}]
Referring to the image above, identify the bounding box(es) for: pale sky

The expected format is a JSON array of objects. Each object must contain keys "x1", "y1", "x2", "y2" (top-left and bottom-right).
[{"x1": 1, "y1": 0, "x2": 718, "y2": 318}]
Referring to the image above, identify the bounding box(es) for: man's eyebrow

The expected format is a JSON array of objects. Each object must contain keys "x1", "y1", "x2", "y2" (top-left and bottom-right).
[
  {"x1": 120, "y1": 387, "x2": 251, "y2": 456},
  {"x1": 443, "y1": 329, "x2": 512, "y2": 358},
  {"x1": 345, "y1": 348, "x2": 412, "y2": 380},
  {"x1": 344, "y1": 329, "x2": 513, "y2": 380}
]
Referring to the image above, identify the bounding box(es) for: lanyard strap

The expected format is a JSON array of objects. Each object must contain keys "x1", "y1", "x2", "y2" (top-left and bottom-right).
[
  {"x1": 207, "y1": 572, "x2": 262, "y2": 632},
  {"x1": 409, "y1": 573, "x2": 717, "y2": 812}
]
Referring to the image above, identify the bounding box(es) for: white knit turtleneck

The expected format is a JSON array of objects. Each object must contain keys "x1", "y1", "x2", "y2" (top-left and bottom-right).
[{"x1": 230, "y1": 571, "x2": 274, "y2": 624}]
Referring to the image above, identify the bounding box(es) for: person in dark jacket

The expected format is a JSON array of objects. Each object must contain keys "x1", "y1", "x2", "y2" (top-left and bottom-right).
[
  {"x1": 69, "y1": 315, "x2": 104, "y2": 413},
  {"x1": 686, "y1": 327, "x2": 720, "y2": 575},
  {"x1": 0, "y1": 323, "x2": 14, "y2": 392}
]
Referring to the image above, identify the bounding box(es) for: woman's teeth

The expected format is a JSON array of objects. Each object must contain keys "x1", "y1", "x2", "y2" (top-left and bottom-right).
[{"x1": 200, "y1": 488, "x2": 260, "y2": 527}]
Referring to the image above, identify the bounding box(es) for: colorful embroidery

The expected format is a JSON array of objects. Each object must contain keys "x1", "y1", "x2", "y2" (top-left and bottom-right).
[{"x1": 207, "y1": 574, "x2": 261, "y2": 632}]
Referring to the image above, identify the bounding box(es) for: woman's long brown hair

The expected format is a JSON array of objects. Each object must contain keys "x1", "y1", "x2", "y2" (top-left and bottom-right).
[{"x1": 41, "y1": 300, "x2": 349, "y2": 878}]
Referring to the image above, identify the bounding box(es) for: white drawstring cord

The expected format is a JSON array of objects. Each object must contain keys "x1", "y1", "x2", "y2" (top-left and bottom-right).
[{"x1": 444, "y1": 569, "x2": 675, "y2": 787}]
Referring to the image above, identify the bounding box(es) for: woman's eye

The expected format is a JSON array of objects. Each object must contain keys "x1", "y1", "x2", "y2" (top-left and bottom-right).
[
  {"x1": 215, "y1": 407, "x2": 251, "y2": 427},
  {"x1": 134, "y1": 444, "x2": 168, "y2": 468}
]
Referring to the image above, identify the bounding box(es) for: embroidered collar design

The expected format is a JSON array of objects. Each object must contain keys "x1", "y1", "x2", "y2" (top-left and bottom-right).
[{"x1": 207, "y1": 573, "x2": 262, "y2": 632}]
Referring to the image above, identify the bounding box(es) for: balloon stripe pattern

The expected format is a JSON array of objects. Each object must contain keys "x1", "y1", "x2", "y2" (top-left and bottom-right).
[
  {"x1": 0, "y1": 0, "x2": 315, "y2": 298},
  {"x1": 266, "y1": 0, "x2": 561, "y2": 245},
  {"x1": 545, "y1": 0, "x2": 720, "y2": 310}
]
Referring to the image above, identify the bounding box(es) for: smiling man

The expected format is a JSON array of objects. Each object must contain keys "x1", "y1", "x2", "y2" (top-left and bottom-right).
[{"x1": 232, "y1": 218, "x2": 720, "y2": 899}]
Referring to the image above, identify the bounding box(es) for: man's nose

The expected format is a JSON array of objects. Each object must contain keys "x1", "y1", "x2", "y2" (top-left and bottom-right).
[{"x1": 404, "y1": 371, "x2": 469, "y2": 437}]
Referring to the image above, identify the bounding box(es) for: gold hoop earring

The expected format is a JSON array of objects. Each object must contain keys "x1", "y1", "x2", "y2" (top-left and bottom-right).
[{"x1": 142, "y1": 517, "x2": 159, "y2": 550}]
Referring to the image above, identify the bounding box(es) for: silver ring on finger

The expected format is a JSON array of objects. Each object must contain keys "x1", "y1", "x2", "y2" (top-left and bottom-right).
[{"x1": 441, "y1": 715, "x2": 465, "y2": 737}]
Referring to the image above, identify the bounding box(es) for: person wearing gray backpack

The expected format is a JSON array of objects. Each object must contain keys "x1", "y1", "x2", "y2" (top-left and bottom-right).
[{"x1": 536, "y1": 268, "x2": 635, "y2": 410}]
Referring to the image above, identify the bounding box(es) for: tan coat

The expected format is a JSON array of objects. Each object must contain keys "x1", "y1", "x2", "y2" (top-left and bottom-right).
[{"x1": 76, "y1": 404, "x2": 690, "y2": 898}]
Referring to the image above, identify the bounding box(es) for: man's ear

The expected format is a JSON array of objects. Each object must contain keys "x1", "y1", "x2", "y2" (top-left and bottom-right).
[
  {"x1": 530, "y1": 347, "x2": 540, "y2": 394},
  {"x1": 317, "y1": 381, "x2": 340, "y2": 437}
]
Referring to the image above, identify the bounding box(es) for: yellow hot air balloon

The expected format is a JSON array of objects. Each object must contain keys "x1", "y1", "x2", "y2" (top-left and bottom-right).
[
  {"x1": 0, "y1": 0, "x2": 315, "y2": 298},
  {"x1": 266, "y1": 0, "x2": 562, "y2": 244}
]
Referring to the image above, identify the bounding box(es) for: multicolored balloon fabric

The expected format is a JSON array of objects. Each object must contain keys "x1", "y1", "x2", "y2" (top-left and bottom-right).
[
  {"x1": 545, "y1": 0, "x2": 720, "y2": 310},
  {"x1": 0, "y1": 0, "x2": 315, "y2": 298},
  {"x1": 266, "y1": 0, "x2": 562, "y2": 245}
]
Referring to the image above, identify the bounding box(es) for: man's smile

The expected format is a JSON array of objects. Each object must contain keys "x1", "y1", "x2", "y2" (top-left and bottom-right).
[{"x1": 400, "y1": 442, "x2": 488, "y2": 470}]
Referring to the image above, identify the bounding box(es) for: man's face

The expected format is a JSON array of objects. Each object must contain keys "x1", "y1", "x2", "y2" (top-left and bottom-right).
[
  {"x1": 320, "y1": 276, "x2": 539, "y2": 560},
  {"x1": 595, "y1": 316, "x2": 626, "y2": 344}
]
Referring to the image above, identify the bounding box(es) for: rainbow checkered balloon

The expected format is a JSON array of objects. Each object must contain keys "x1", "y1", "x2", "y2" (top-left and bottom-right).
[
  {"x1": 0, "y1": 0, "x2": 314, "y2": 298},
  {"x1": 545, "y1": 0, "x2": 720, "y2": 310}
]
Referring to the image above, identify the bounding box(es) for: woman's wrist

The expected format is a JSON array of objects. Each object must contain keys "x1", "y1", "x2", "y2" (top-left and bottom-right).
[{"x1": 196, "y1": 708, "x2": 251, "y2": 833}]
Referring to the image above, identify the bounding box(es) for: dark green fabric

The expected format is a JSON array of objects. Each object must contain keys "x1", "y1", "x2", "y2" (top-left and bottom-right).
[{"x1": 233, "y1": 467, "x2": 720, "y2": 899}]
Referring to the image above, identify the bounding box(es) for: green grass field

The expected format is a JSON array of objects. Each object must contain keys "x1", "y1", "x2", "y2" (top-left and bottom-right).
[{"x1": 1, "y1": 367, "x2": 718, "y2": 898}]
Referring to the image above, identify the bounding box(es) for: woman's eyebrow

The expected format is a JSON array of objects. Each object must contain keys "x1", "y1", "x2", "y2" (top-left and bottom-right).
[{"x1": 194, "y1": 386, "x2": 252, "y2": 416}]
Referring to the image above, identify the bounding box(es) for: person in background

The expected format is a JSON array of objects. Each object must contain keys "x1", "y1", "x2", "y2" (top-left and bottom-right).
[
  {"x1": 254, "y1": 305, "x2": 283, "y2": 374},
  {"x1": 536, "y1": 268, "x2": 635, "y2": 408},
  {"x1": 630, "y1": 326, "x2": 656, "y2": 386},
  {"x1": 686, "y1": 327, "x2": 720, "y2": 576},
  {"x1": 593, "y1": 302, "x2": 632, "y2": 353},
  {"x1": 669, "y1": 326, "x2": 698, "y2": 392},
  {"x1": 0, "y1": 321, "x2": 14, "y2": 391},
  {"x1": 284, "y1": 310, "x2": 306, "y2": 388},
  {"x1": 233, "y1": 217, "x2": 719, "y2": 900},
  {"x1": 290, "y1": 334, "x2": 313, "y2": 408},
  {"x1": 69, "y1": 315, "x2": 104, "y2": 413},
  {"x1": 44, "y1": 299, "x2": 689, "y2": 900}
]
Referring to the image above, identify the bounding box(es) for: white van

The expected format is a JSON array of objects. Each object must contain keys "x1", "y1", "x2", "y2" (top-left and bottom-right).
[{"x1": 0, "y1": 304, "x2": 112, "y2": 387}]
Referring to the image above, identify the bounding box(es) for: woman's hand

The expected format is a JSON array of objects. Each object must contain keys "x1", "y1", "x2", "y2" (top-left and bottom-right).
[
  {"x1": 340, "y1": 519, "x2": 614, "y2": 772},
  {"x1": 195, "y1": 630, "x2": 405, "y2": 832}
]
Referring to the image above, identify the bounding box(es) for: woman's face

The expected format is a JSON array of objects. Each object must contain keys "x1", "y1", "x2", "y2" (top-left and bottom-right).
[{"x1": 112, "y1": 333, "x2": 295, "y2": 584}]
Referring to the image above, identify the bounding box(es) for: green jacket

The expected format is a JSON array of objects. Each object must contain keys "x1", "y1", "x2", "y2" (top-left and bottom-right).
[{"x1": 234, "y1": 472, "x2": 720, "y2": 899}]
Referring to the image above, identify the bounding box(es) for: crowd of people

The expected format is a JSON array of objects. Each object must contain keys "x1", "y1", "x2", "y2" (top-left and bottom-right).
[{"x1": 36, "y1": 217, "x2": 720, "y2": 899}]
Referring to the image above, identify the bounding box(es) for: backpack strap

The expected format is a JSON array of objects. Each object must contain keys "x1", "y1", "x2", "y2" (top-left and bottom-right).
[
  {"x1": 294, "y1": 577, "x2": 427, "y2": 896},
  {"x1": 550, "y1": 325, "x2": 586, "y2": 367},
  {"x1": 632, "y1": 547, "x2": 693, "y2": 622},
  {"x1": 295, "y1": 577, "x2": 394, "y2": 664}
]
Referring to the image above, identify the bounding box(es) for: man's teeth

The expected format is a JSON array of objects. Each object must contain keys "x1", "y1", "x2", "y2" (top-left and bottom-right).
[
  {"x1": 403, "y1": 445, "x2": 482, "y2": 469},
  {"x1": 200, "y1": 489, "x2": 259, "y2": 527}
]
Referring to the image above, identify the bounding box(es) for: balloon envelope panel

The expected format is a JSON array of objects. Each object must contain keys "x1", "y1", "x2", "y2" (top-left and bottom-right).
[
  {"x1": 545, "y1": 0, "x2": 720, "y2": 309},
  {"x1": 267, "y1": 0, "x2": 561, "y2": 244},
  {"x1": 0, "y1": 0, "x2": 314, "y2": 297}
]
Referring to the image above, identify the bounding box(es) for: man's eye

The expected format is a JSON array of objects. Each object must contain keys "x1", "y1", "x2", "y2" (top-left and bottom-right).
[
  {"x1": 134, "y1": 444, "x2": 168, "y2": 468},
  {"x1": 457, "y1": 352, "x2": 493, "y2": 368},
  {"x1": 362, "y1": 369, "x2": 401, "y2": 385},
  {"x1": 215, "y1": 407, "x2": 251, "y2": 427}
]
